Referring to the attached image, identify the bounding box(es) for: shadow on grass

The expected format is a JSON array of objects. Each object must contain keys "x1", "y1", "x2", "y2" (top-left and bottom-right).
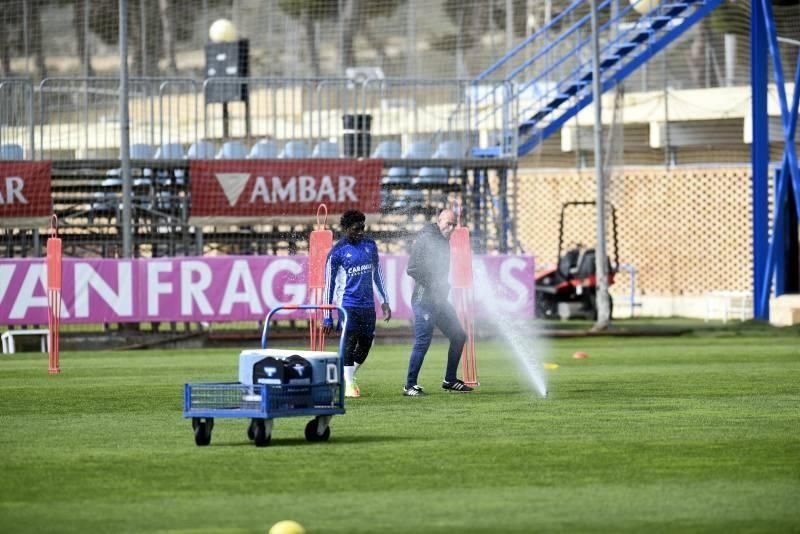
[{"x1": 209, "y1": 434, "x2": 410, "y2": 448}]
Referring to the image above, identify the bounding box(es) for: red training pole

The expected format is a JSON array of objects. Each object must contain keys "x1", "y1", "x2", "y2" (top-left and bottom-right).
[
  {"x1": 308, "y1": 204, "x2": 333, "y2": 351},
  {"x1": 46, "y1": 215, "x2": 62, "y2": 374},
  {"x1": 449, "y1": 206, "x2": 478, "y2": 387}
]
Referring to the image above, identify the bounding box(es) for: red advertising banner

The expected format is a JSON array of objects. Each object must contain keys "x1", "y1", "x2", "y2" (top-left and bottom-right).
[
  {"x1": 189, "y1": 159, "x2": 383, "y2": 224},
  {"x1": 0, "y1": 161, "x2": 52, "y2": 227}
]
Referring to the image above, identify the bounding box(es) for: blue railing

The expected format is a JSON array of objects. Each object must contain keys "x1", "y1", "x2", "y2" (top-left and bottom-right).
[{"x1": 471, "y1": 0, "x2": 724, "y2": 157}]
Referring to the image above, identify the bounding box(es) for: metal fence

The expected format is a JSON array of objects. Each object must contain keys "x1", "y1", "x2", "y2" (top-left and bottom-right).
[
  {"x1": 1, "y1": 77, "x2": 517, "y2": 161},
  {"x1": 0, "y1": 79, "x2": 35, "y2": 159}
]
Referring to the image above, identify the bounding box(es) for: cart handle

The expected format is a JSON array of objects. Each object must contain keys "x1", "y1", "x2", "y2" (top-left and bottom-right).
[{"x1": 261, "y1": 304, "x2": 349, "y2": 353}]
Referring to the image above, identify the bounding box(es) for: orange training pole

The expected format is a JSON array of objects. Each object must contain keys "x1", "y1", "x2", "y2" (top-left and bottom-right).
[
  {"x1": 46, "y1": 215, "x2": 62, "y2": 374},
  {"x1": 449, "y1": 206, "x2": 478, "y2": 387},
  {"x1": 308, "y1": 204, "x2": 333, "y2": 351}
]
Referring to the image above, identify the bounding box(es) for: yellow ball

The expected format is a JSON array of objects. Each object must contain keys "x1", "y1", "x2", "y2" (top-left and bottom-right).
[
  {"x1": 269, "y1": 520, "x2": 306, "y2": 534},
  {"x1": 209, "y1": 19, "x2": 238, "y2": 43}
]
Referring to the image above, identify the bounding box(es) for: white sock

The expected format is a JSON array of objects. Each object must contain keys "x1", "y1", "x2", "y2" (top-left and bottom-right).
[
  {"x1": 344, "y1": 365, "x2": 355, "y2": 385},
  {"x1": 353, "y1": 362, "x2": 362, "y2": 377}
]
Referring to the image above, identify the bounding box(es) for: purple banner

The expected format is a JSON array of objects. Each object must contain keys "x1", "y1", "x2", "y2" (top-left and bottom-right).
[{"x1": 0, "y1": 255, "x2": 533, "y2": 325}]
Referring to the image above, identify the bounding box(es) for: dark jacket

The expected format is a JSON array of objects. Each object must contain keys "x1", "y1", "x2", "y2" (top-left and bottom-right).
[{"x1": 407, "y1": 223, "x2": 450, "y2": 306}]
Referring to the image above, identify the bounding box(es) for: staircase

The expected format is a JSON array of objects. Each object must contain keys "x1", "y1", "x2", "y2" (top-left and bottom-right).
[{"x1": 471, "y1": 0, "x2": 724, "y2": 158}]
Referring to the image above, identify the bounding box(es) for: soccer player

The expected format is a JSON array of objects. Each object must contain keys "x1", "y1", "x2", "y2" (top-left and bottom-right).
[
  {"x1": 403, "y1": 209, "x2": 472, "y2": 396},
  {"x1": 323, "y1": 210, "x2": 392, "y2": 398}
]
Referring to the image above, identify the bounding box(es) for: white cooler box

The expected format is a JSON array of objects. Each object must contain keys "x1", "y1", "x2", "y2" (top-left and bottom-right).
[{"x1": 239, "y1": 349, "x2": 339, "y2": 386}]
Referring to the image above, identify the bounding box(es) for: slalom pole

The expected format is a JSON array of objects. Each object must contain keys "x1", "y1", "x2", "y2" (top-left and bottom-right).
[
  {"x1": 307, "y1": 204, "x2": 333, "y2": 350},
  {"x1": 46, "y1": 215, "x2": 62, "y2": 374},
  {"x1": 450, "y1": 202, "x2": 478, "y2": 386}
]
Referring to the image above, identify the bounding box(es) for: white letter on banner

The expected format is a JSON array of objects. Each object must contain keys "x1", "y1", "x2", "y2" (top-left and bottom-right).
[
  {"x1": 250, "y1": 176, "x2": 270, "y2": 203},
  {"x1": 74, "y1": 262, "x2": 133, "y2": 318},
  {"x1": 181, "y1": 261, "x2": 213, "y2": 315},
  {"x1": 4, "y1": 177, "x2": 28, "y2": 204},
  {"x1": 499, "y1": 258, "x2": 530, "y2": 311},
  {"x1": 220, "y1": 260, "x2": 263, "y2": 315},
  {"x1": 338, "y1": 175, "x2": 357, "y2": 202},
  {"x1": 298, "y1": 176, "x2": 315, "y2": 202},
  {"x1": 260, "y1": 259, "x2": 305, "y2": 314},
  {"x1": 272, "y1": 177, "x2": 296, "y2": 203},
  {"x1": 147, "y1": 262, "x2": 173, "y2": 316},
  {"x1": 316, "y1": 176, "x2": 336, "y2": 202},
  {"x1": 0, "y1": 264, "x2": 16, "y2": 306},
  {"x1": 9, "y1": 264, "x2": 47, "y2": 319}
]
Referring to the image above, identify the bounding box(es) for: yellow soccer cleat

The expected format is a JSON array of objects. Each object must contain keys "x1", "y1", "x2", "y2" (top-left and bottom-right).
[{"x1": 344, "y1": 382, "x2": 360, "y2": 398}]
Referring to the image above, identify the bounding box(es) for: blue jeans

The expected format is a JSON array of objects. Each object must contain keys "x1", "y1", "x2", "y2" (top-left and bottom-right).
[{"x1": 405, "y1": 300, "x2": 467, "y2": 387}]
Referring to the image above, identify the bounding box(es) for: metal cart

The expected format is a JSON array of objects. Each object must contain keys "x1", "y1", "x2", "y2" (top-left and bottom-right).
[{"x1": 183, "y1": 304, "x2": 347, "y2": 447}]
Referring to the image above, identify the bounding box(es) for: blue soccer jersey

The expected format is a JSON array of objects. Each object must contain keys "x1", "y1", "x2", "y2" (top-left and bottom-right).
[{"x1": 323, "y1": 238, "x2": 388, "y2": 318}]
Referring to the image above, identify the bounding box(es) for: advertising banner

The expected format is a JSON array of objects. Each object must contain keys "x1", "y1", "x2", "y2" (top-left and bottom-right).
[
  {"x1": 0, "y1": 161, "x2": 52, "y2": 228},
  {"x1": 0, "y1": 255, "x2": 534, "y2": 325},
  {"x1": 189, "y1": 159, "x2": 383, "y2": 224}
]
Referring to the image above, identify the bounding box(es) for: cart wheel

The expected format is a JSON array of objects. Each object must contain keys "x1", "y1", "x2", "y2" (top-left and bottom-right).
[
  {"x1": 252, "y1": 419, "x2": 271, "y2": 447},
  {"x1": 193, "y1": 418, "x2": 212, "y2": 447},
  {"x1": 305, "y1": 418, "x2": 331, "y2": 442},
  {"x1": 247, "y1": 419, "x2": 256, "y2": 441}
]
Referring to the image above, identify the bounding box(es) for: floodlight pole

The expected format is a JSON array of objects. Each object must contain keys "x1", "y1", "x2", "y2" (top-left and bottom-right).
[
  {"x1": 119, "y1": 0, "x2": 133, "y2": 258},
  {"x1": 590, "y1": 0, "x2": 611, "y2": 330}
]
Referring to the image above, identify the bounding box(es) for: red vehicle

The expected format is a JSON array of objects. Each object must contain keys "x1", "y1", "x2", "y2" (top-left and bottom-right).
[{"x1": 535, "y1": 201, "x2": 619, "y2": 320}]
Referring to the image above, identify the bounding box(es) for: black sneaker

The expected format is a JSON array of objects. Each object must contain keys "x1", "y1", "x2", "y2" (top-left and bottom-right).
[
  {"x1": 442, "y1": 379, "x2": 473, "y2": 393},
  {"x1": 403, "y1": 384, "x2": 426, "y2": 397}
]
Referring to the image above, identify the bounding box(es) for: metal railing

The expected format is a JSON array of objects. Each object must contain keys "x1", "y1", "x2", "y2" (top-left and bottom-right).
[
  {"x1": 2, "y1": 76, "x2": 516, "y2": 162},
  {"x1": 0, "y1": 79, "x2": 35, "y2": 159},
  {"x1": 471, "y1": 0, "x2": 724, "y2": 155}
]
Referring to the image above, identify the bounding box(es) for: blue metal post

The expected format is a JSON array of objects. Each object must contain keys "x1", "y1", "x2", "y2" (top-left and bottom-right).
[
  {"x1": 472, "y1": 169, "x2": 483, "y2": 252},
  {"x1": 498, "y1": 169, "x2": 509, "y2": 253},
  {"x1": 751, "y1": 0, "x2": 769, "y2": 319},
  {"x1": 774, "y1": 168, "x2": 786, "y2": 296}
]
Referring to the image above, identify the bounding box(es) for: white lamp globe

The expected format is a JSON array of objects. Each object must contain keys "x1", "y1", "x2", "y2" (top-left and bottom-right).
[
  {"x1": 630, "y1": 0, "x2": 659, "y2": 15},
  {"x1": 209, "y1": 19, "x2": 238, "y2": 43}
]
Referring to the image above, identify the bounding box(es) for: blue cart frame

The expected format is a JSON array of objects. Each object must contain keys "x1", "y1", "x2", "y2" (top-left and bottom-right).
[{"x1": 183, "y1": 304, "x2": 348, "y2": 447}]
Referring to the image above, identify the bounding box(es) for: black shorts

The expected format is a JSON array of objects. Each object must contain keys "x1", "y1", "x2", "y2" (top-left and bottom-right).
[{"x1": 338, "y1": 306, "x2": 376, "y2": 337}]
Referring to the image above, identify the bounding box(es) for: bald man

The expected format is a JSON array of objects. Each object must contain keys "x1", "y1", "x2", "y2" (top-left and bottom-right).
[{"x1": 403, "y1": 209, "x2": 472, "y2": 396}]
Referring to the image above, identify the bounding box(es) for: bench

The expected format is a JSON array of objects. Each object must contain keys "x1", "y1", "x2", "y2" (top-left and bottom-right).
[{"x1": 1, "y1": 329, "x2": 50, "y2": 354}]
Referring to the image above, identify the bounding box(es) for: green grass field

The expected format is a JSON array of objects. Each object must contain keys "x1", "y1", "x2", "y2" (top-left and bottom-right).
[{"x1": 1, "y1": 332, "x2": 799, "y2": 533}]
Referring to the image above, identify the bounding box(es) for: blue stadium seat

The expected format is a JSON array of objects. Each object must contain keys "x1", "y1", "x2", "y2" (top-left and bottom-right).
[
  {"x1": 216, "y1": 141, "x2": 248, "y2": 159},
  {"x1": 414, "y1": 140, "x2": 467, "y2": 185},
  {"x1": 0, "y1": 143, "x2": 24, "y2": 160},
  {"x1": 187, "y1": 141, "x2": 216, "y2": 159},
  {"x1": 371, "y1": 140, "x2": 402, "y2": 159},
  {"x1": 406, "y1": 140, "x2": 434, "y2": 159},
  {"x1": 312, "y1": 141, "x2": 340, "y2": 158},
  {"x1": 279, "y1": 140, "x2": 311, "y2": 158},
  {"x1": 433, "y1": 140, "x2": 467, "y2": 159},
  {"x1": 383, "y1": 139, "x2": 434, "y2": 185},
  {"x1": 154, "y1": 143, "x2": 186, "y2": 188},
  {"x1": 154, "y1": 143, "x2": 185, "y2": 160},
  {"x1": 130, "y1": 143, "x2": 155, "y2": 159},
  {"x1": 248, "y1": 140, "x2": 279, "y2": 159},
  {"x1": 386, "y1": 189, "x2": 425, "y2": 211}
]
